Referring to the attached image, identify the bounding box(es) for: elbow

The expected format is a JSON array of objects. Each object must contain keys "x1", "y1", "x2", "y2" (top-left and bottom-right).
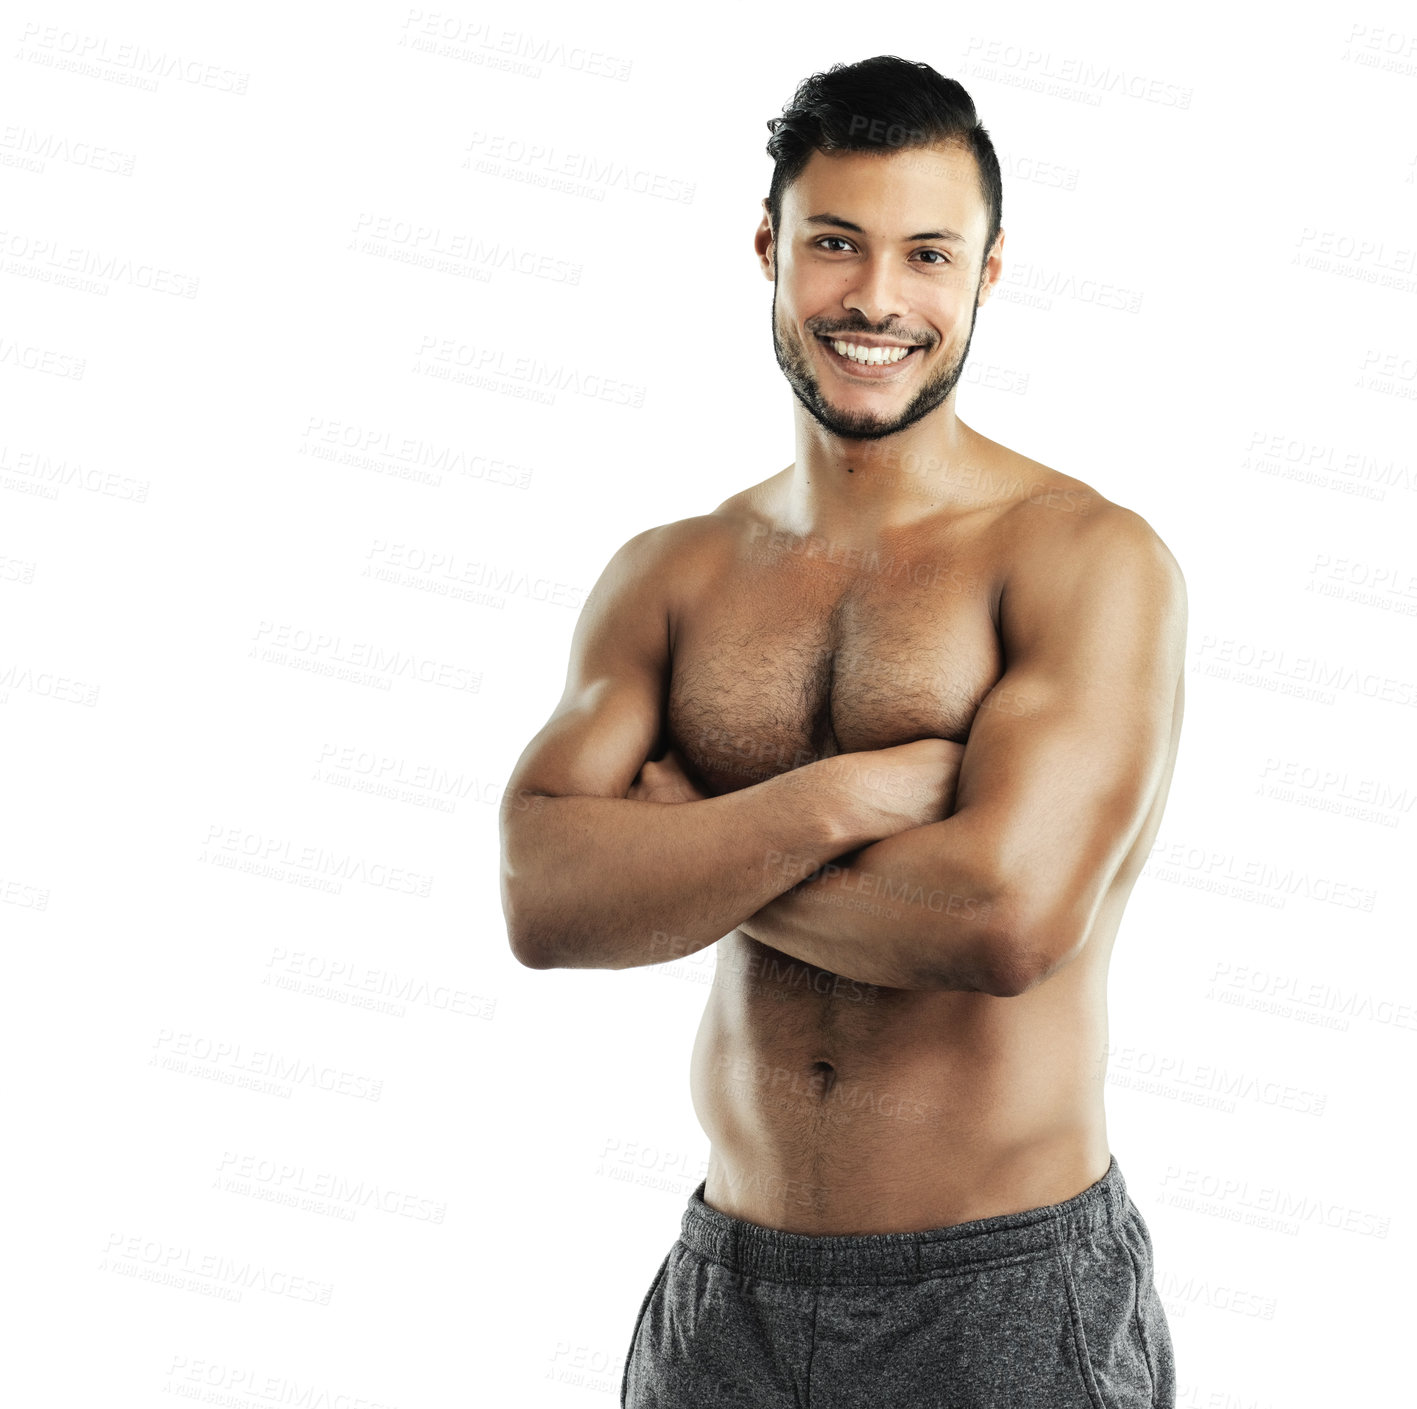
[
  {"x1": 505, "y1": 887, "x2": 616, "y2": 972},
  {"x1": 502, "y1": 868, "x2": 556, "y2": 970},
  {"x1": 501, "y1": 819, "x2": 572, "y2": 969},
  {"x1": 506, "y1": 905, "x2": 551, "y2": 969},
  {"x1": 978, "y1": 887, "x2": 1084, "y2": 998},
  {"x1": 502, "y1": 838, "x2": 580, "y2": 970},
  {"x1": 505, "y1": 890, "x2": 596, "y2": 972},
  {"x1": 509, "y1": 924, "x2": 553, "y2": 969},
  {"x1": 984, "y1": 950, "x2": 1051, "y2": 999}
]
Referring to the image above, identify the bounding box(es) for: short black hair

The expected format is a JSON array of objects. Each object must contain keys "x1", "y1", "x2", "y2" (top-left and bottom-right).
[{"x1": 765, "y1": 56, "x2": 1002, "y2": 271}]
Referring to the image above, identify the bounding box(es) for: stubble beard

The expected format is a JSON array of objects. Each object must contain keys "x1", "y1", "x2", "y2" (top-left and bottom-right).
[{"x1": 770, "y1": 278, "x2": 980, "y2": 442}]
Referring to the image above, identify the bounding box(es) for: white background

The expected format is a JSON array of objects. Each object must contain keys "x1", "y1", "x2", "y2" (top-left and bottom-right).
[{"x1": 5, "y1": 2, "x2": 1413, "y2": 1405}]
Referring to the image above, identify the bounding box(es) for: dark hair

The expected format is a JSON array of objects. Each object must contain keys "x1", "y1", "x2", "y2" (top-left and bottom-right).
[{"x1": 765, "y1": 56, "x2": 1002, "y2": 271}]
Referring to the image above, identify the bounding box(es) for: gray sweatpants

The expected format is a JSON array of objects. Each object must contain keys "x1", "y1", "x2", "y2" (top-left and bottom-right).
[{"x1": 621, "y1": 1154, "x2": 1174, "y2": 1408}]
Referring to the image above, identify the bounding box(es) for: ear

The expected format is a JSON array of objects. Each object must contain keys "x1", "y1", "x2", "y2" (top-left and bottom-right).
[
  {"x1": 976, "y1": 227, "x2": 1005, "y2": 307},
  {"x1": 754, "y1": 200, "x2": 775, "y2": 282}
]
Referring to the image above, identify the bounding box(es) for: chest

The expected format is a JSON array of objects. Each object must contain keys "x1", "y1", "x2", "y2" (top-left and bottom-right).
[{"x1": 666, "y1": 533, "x2": 1005, "y2": 796}]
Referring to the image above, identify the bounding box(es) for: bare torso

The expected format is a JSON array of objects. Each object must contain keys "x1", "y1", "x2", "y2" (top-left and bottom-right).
[{"x1": 661, "y1": 444, "x2": 1184, "y2": 1234}]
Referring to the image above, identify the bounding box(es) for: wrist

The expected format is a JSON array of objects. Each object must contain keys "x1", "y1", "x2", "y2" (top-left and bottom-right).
[{"x1": 803, "y1": 753, "x2": 880, "y2": 854}]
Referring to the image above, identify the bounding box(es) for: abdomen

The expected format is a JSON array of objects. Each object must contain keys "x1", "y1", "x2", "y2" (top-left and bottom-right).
[{"x1": 689, "y1": 930, "x2": 1113, "y2": 1233}]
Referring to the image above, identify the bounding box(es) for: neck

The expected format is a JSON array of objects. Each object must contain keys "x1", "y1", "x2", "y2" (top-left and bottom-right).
[{"x1": 783, "y1": 401, "x2": 999, "y2": 540}]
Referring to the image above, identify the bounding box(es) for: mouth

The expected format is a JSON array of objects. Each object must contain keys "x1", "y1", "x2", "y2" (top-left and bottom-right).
[{"x1": 815, "y1": 334, "x2": 925, "y2": 378}]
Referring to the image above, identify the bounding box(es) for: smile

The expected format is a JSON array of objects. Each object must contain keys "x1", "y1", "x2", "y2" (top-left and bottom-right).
[{"x1": 816, "y1": 335, "x2": 923, "y2": 374}]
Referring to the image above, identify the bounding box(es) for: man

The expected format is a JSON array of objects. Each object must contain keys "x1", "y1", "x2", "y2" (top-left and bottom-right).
[{"x1": 500, "y1": 54, "x2": 1183, "y2": 1409}]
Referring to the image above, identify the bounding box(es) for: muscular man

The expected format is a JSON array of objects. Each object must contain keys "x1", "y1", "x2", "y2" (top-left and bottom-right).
[{"x1": 500, "y1": 55, "x2": 1184, "y2": 1409}]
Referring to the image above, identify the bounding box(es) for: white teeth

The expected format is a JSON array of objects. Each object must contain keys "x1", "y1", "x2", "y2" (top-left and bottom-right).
[{"x1": 830, "y1": 339, "x2": 914, "y2": 365}]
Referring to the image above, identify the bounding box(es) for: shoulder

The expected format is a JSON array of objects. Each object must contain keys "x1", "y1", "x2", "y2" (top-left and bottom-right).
[
  {"x1": 993, "y1": 455, "x2": 1185, "y2": 598},
  {"x1": 588, "y1": 510, "x2": 742, "y2": 640},
  {"x1": 986, "y1": 459, "x2": 1186, "y2": 659},
  {"x1": 595, "y1": 514, "x2": 723, "y2": 598},
  {"x1": 643, "y1": 477, "x2": 790, "y2": 568}
]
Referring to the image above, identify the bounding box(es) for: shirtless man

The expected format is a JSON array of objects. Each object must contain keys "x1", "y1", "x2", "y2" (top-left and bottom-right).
[{"x1": 500, "y1": 56, "x2": 1184, "y2": 1409}]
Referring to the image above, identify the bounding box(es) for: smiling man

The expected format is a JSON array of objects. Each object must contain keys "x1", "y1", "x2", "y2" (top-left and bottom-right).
[{"x1": 500, "y1": 55, "x2": 1183, "y2": 1408}]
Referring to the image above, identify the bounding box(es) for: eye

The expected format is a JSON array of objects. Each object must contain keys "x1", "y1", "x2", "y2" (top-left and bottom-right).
[
  {"x1": 915, "y1": 249, "x2": 951, "y2": 265},
  {"x1": 816, "y1": 236, "x2": 854, "y2": 252}
]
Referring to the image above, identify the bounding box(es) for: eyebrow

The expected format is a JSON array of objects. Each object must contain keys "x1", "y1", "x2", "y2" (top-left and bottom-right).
[{"x1": 803, "y1": 212, "x2": 966, "y2": 245}]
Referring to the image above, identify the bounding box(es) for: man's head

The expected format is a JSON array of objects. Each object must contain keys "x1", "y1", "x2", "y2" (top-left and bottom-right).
[{"x1": 756, "y1": 56, "x2": 1004, "y2": 442}]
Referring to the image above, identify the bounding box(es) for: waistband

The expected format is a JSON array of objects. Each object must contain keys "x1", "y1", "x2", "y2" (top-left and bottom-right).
[{"x1": 679, "y1": 1155, "x2": 1131, "y2": 1286}]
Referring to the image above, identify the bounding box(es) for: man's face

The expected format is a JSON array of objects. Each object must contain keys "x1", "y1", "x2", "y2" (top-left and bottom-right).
[{"x1": 758, "y1": 142, "x2": 1000, "y2": 441}]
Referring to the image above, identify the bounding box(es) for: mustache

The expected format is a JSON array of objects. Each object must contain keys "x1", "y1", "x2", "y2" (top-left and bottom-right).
[{"x1": 810, "y1": 325, "x2": 931, "y2": 345}]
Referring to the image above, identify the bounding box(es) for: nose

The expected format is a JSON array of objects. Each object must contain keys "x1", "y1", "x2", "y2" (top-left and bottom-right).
[{"x1": 841, "y1": 254, "x2": 907, "y2": 328}]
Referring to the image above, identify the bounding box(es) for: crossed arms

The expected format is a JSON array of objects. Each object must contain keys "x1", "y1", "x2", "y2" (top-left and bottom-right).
[
  {"x1": 735, "y1": 508, "x2": 1186, "y2": 994},
  {"x1": 499, "y1": 507, "x2": 1186, "y2": 997}
]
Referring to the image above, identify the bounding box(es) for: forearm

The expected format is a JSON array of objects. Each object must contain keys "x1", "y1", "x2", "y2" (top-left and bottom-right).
[
  {"x1": 500, "y1": 761, "x2": 886, "y2": 971},
  {"x1": 738, "y1": 816, "x2": 1005, "y2": 993}
]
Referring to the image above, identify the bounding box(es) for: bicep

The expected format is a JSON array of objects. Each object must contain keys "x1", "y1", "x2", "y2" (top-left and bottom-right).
[
  {"x1": 504, "y1": 526, "x2": 672, "y2": 806},
  {"x1": 952, "y1": 511, "x2": 1186, "y2": 968}
]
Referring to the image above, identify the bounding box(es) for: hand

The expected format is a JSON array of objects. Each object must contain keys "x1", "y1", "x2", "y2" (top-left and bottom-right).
[
  {"x1": 829, "y1": 737, "x2": 967, "y2": 837},
  {"x1": 626, "y1": 746, "x2": 714, "y2": 804}
]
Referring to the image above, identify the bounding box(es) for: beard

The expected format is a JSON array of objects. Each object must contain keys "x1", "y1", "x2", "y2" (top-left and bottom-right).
[{"x1": 770, "y1": 280, "x2": 979, "y2": 442}]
